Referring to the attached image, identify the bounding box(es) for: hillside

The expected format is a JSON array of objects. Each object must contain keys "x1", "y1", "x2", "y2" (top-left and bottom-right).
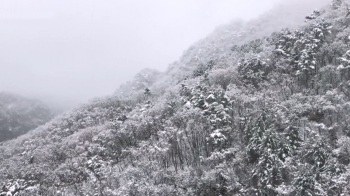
[
  {"x1": 4, "y1": 0, "x2": 350, "y2": 195},
  {"x1": 0, "y1": 92, "x2": 54, "y2": 142}
]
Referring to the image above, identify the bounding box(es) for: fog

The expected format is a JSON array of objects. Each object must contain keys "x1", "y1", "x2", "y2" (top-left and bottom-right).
[{"x1": 0, "y1": 0, "x2": 300, "y2": 109}]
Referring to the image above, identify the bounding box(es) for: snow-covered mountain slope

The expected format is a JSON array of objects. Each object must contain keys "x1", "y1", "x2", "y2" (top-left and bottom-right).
[
  {"x1": 124, "y1": 0, "x2": 332, "y2": 96},
  {"x1": 7, "y1": 0, "x2": 350, "y2": 195}
]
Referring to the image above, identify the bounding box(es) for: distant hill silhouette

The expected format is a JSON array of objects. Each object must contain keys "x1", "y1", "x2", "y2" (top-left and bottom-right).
[{"x1": 0, "y1": 92, "x2": 54, "y2": 142}]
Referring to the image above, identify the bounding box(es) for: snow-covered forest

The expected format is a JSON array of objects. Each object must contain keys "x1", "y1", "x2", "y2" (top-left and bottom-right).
[{"x1": 4, "y1": 0, "x2": 350, "y2": 195}]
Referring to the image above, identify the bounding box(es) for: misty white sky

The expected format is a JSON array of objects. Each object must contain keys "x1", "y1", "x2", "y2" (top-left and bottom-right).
[{"x1": 0, "y1": 0, "x2": 282, "y2": 109}]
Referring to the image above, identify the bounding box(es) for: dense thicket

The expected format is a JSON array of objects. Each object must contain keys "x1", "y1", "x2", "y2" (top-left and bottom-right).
[{"x1": 4, "y1": 0, "x2": 350, "y2": 195}]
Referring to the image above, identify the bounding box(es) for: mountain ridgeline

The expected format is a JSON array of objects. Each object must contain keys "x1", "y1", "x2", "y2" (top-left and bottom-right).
[{"x1": 4, "y1": 0, "x2": 350, "y2": 195}]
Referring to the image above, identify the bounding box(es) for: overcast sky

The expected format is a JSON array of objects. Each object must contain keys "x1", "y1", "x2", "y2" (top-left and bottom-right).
[{"x1": 0, "y1": 0, "x2": 283, "y2": 109}]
